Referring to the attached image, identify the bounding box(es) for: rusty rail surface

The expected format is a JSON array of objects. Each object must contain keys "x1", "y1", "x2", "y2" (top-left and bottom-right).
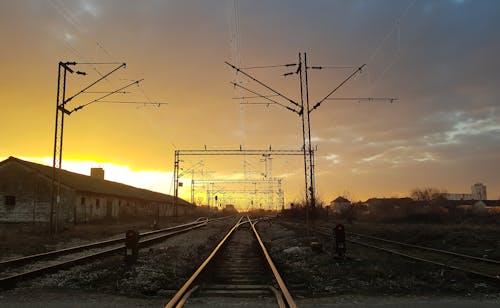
[
  {"x1": 165, "y1": 216, "x2": 246, "y2": 308},
  {"x1": 165, "y1": 216, "x2": 296, "y2": 308},
  {"x1": 0, "y1": 218, "x2": 209, "y2": 269},
  {"x1": 348, "y1": 231, "x2": 500, "y2": 265},
  {"x1": 0, "y1": 218, "x2": 211, "y2": 288},
  {"x1": 312, "y1": 224, "x2": 500, "y2": 283},
  {"x1": 250, "y1": 218, "x2": 297, "y2": 308}
]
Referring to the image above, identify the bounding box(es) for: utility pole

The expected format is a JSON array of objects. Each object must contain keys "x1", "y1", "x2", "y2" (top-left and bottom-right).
[
  {"x1": 297, "y1": 53, "x2": 315, "y2": 228},
  {"x1": 261, "y1": 153, "x2": 274, "y2": 209},
  {"x1": 191, "y1": 169, "x2": 195, "y2": 204},
  {"x1": 49, "y1": 61, "x2": 161, "y2": 233},
  {"x1": 227, "y1": 52, "x2": 396, "y2": 233},
  {"x1": 172, "y1": 150, "x2": 180, "y2": 218},
  {"x1": 51, "y1": 61, "x2": 92, "y2": 234},
  {"x1": 226, "y1": 56, "x2": 316, "y2": 230},
  {"x1": 172, "y1": 157, "x2": 204, "y2": 217}
]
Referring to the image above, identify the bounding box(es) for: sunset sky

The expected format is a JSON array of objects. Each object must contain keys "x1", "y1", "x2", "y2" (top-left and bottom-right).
[{"x1": 1, "y1": 0, "x2": 499, "y2": 207}]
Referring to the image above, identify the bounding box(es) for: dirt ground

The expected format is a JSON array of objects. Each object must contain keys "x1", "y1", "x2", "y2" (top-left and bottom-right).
[
  {"x1": 256, "y1": 219, "x2": 500, "y2": 298},
  {"x1": 2, "y1": 216, "x2": 500, "y2": 305},
  {"x1": 1, "y1": 288, "x2": 500, "y2": 307},
  {"x1": 345, "y1": 221, "x2": 500, "y2": 259},
  {"x1": 0, "y1": 216, "x2": 198, "y2": 260},
  {"x1": 17, "y1": 218, "x2": 234, "y2": 296}
]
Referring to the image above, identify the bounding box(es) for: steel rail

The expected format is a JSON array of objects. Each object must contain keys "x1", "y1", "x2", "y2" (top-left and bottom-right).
[
  {"x1": 176, "y1": 285, "x2": 199, "y2": 307},
  {"x1": 0, "y1": 218, "x2": 209, "y2": 269},
  {"x1": 269, "y1": 286, "x2": 286, "y2": 308},
  {"x1": 315, "y1": 225, "x2": 500, "y2": 265},
  {"x1": 0, "y1": 220, "x2": 209, "y2": 289},
  {"x1": 348, "y1": 231, "x2": 500, "y2": 265},
  {"x1": 165, "y1": 216, "x2": 246, "y2": 308},
  {"x1": 250, "y1": 217, "x2": 297, "y2": 308},
  {"x1": 348, "y1": 238, "x2": 500, "y2": 282},
  {"x1": 313, "y1": 225, "x2": 500, "y2": 283},
  {"x1": 141, "y1": 218, "x2": 209, "y2": 237},
  {"x1": 138, "y1": 221, "x2": 208, "y2": 247}
]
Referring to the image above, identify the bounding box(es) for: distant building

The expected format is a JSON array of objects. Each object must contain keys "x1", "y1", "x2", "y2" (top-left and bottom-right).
[
  {"x1": 330, "y1": 196, "x2": 351, "y2": 214},
  {"x1": 0, "y1": 157, "x2": 194, "y2": 224},
  {"x1": 471, "y1": 183, "x2": 487, "y2": 200},
  {"x1": 445, "y1": 193, "x2": 474, "y2": 201},
  {"x1": 445, "y1": 182, "x2": 487, "y2": 201},
  {"x1": 363, "y1": 198, "x2": 425, "y2": 218},
  {"x1": 223, "y1": 204, "x2": 238, "y2": 214}
]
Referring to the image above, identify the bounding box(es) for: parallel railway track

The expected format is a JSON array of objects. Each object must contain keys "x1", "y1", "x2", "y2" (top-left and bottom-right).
[
  {"x1": 312, "y1": 223, "x2": 500, "y2": 283},
  {"x1": 0, "y1": 217, "x2": 222, "y2": 289},
  {"x1": 166, "y1": 216, "x2": 297, "y2": 308}
]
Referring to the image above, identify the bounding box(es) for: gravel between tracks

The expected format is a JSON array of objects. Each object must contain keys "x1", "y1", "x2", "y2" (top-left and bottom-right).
[
  {"x1": 4, "y1": 217, "x2": 500, "y2": 303},
  {"x1": 256, "y1": 220, "x2": 500, "y2": 299},
  {"x1": 19, "y1": 218, "x2": 234, "y2": 297}
]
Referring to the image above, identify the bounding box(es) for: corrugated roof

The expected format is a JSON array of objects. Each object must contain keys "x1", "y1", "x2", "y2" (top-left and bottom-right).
[{"x1": 1, "y1": 157, "x2": 192, "y2": 206}]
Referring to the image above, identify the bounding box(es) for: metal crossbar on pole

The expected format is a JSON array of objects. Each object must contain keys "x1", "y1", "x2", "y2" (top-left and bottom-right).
[
  {"x1": 172, "y1": 148, "x2": 305, "y2": 215},
  {"x1": 226, "y1": 52, "x2": 396, "y2": 235},
  {"x1": 49, "y1": 61, "x2": 158, "y2": 233},
  {"x1": 176, "y1": 149, "x2": 303, "y2": 156}
]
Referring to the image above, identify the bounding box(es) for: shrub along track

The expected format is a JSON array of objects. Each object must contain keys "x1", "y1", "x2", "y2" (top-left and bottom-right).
[
  {"x1": 277, "y1": 219, "x2": 500, "y2": 292},
  {"x1": 0, "y1": 217, "x2": 232, "y2": 289},
  {"x1": 312, "y1": 224, "x2": 500, "y2": 284}
]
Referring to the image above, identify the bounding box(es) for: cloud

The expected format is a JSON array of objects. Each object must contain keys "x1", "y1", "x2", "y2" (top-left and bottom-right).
[
  {"x1": 325, "y1": 153, "x2": 340, "y2": 164},
  {"x1": 80, "y1": 1, "x2": 100, "y2": 18},
  {"x1": 1, "y1": 0, "x2": 499, "y2": 202}
]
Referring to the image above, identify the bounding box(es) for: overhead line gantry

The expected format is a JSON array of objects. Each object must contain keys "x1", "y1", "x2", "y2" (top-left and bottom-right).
[
  {"x1": 226, "y1": 52, "x2": 397, "y2": 233},
  {"x1": 172, "y1": 148, "x2": 305, "y2": 216}
]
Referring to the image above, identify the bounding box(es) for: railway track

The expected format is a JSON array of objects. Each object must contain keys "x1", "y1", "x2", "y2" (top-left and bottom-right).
[
  {"x1": 0, "y1": 217, "x2": 220, "y2": 289},
  {"x1": 312, "y1": 223, "x2": 500, "y2": 283},
  {"x1": 166, "y1": 216, "x2": 297, "y2": 308}
]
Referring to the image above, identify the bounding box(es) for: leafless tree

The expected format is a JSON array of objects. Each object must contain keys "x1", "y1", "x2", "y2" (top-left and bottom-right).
[{"x1": 410, "y1": 187, "x2": 447, "y2": 201}]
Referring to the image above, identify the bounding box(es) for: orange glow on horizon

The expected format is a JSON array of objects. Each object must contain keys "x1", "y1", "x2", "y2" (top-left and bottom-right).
[{"x1": 12, "y1": 156, "x2": 175, "y2": 196}]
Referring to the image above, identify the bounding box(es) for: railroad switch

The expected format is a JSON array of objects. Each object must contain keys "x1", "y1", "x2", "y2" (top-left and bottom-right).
[
  {"x1": 334, "y1": 224, "x2": 346, "y2": 258},
  {"x1": 125, "y1": 229, "x2": 140, "y2": 264}
]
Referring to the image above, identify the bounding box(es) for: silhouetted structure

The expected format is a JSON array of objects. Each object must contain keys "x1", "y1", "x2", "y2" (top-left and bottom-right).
[
  {"x1": 330, "y1": 196, "x2": 351, "y2": 214},
  {"x1": 0, "y1": 157, "x2": 193, "y2": 224}
]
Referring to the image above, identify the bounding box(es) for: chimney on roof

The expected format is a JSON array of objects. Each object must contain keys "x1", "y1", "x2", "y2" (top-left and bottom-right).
[{"x1": 90, "y1": 167, "x2": 105, "y2": 180}]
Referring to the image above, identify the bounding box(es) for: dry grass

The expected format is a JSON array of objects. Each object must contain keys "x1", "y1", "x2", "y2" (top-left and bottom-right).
[
  {"x1": 347, "y1": 221, "x2": 500, "y2": 259},
  {"x1": 259, "y1": 220, "x2": 500, "y2": 297},
  {"x1": 0, "y1": 216, "x2": 197, "y2": 259}
]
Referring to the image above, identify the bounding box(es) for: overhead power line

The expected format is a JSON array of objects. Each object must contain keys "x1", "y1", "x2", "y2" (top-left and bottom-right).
[
  {"x1": 310, "y1": 64, "x2": 366, "y2": 112},
  {"x1": 96, "y1": 100, "x2": 167, "y2": 106},
  {"x1": 231, "y1": 82, "x2": 300, "y2": 114},
  {"x1": 225, "y1": 61, "x2": 301, "y2": 109},
  {"x1": 69, "y1": 79, "x2": 144, "y2": 113},
  {"x1": 232, "y1": 95, "x2": 279, "y2": 100},
  {"x1": 63, "y1": 63, "x2": 126, "y2": 104},
  {"x1": 307, "y1": 65, "x2": 357, "y2": 70},
  {"x1": 241, "y1": 63, "x2": 297, "y2": 69},
  {"x1": 326, "y1": 97, "x2": 398, "y2": 103}
]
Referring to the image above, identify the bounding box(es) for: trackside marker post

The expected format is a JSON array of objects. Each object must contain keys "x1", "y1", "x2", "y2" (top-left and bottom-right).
[
  {"x1": 125, "y1": 229, "x2": 139, "y2": 264},
  {"x1": 334, "y1": 224, "x2": 346, "y2": 258}
]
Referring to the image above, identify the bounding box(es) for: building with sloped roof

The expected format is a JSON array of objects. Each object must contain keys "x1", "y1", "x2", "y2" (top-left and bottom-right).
[
  {"x1": 0, "y1": 157, "x2": 194, "y2": 224},
  {"x1": 330, "y1": 196, "x2": 351, "y2": 214}
]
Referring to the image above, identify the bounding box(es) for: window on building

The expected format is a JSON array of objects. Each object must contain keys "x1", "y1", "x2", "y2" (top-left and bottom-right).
[
  {"x1": 4, "y1": 195, "x2": 16, "y2": 206},
  {"x1": 81, "y1": 197, "x2": 85, "y2": 205},
  {"x1": 96, "y1": 198, "x2": 100, "y2": 209}
]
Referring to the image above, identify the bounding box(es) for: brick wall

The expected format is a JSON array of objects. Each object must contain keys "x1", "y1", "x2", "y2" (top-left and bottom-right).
[{"x1": 0, "y1": 161, "x2": 74, "y2": 222}]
